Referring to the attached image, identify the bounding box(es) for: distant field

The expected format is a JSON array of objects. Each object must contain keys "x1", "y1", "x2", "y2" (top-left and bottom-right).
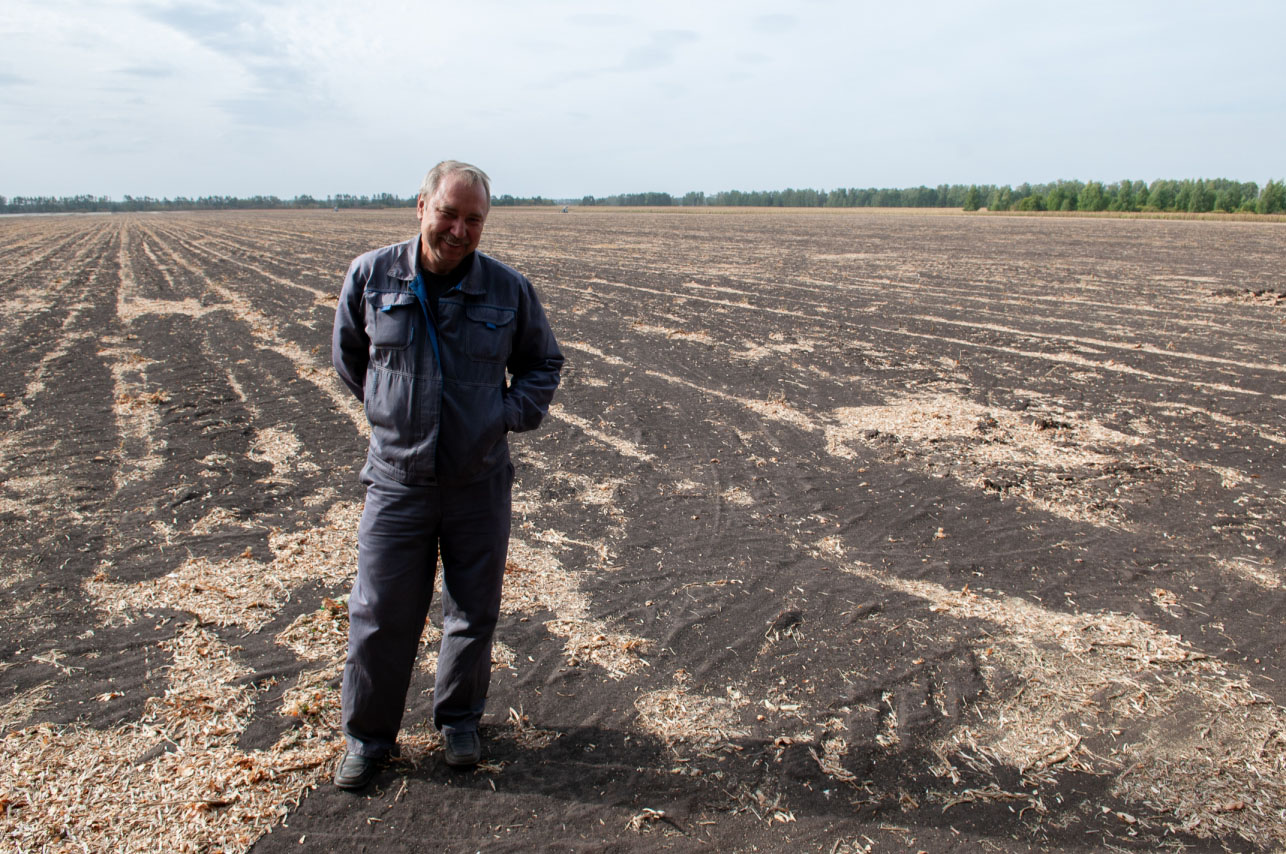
[{"x1": 1, "y1": 208, "x2": 1283, "y2": 853}]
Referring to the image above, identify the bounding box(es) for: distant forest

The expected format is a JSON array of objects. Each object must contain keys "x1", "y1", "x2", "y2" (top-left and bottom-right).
[
  {"x1": 3, "y1": 178, "x2": 1284, "y2": 215},
  {"x1": 574, "y1": 178, "x2": 1284, "y2": 214}
]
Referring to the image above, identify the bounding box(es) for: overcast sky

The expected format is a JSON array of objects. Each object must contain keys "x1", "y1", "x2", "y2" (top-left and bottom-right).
[{"x1": 2, "y1": 1, "x2": 1282, "y2": 199}]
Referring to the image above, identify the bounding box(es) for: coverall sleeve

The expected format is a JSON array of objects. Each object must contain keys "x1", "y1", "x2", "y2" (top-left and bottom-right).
[
  {"x1": 332, "y1": 256, "x2": 370, "y2": 403},
  {"x1": 503, "y1": 279, "x2": 564, "y2": 433}
]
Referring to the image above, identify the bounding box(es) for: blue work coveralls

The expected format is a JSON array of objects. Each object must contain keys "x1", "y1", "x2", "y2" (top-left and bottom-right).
[{"x1": 332, "y1": 235, "x2": 563, "y2": 757}]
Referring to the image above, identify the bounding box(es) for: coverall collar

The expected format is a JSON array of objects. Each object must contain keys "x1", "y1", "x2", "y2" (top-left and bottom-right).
[{"x1": 389, "y1": 236, "x2": 487, "y2": 296}]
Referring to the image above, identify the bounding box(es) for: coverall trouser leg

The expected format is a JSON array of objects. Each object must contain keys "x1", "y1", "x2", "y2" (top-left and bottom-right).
[{"x1": 341, "y1": 463, "x2": 511, "y2": 757}]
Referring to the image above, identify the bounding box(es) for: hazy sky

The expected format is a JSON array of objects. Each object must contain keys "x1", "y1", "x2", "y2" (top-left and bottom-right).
[{"x1": 2, "y1": 1, "x2": 1282, "y2": 199}]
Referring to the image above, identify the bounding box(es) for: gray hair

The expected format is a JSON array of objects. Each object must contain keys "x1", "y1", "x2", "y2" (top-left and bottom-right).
[{"x1": 419, "y1": 160, "x2": 491, "y2": 204}]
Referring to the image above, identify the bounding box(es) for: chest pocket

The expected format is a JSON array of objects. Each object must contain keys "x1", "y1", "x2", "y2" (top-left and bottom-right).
[
  {"x1": 366, "y1": 290, "x2": 418, "y2": 350},
  {"x1": 461, "y1": 303, "x2": 516, "y2": 364}
]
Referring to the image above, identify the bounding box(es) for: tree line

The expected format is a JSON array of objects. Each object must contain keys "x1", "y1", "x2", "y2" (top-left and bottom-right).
[
  {"x1": 3, "y1": 178, "x2": 1283, "y2": 215},
  {"x1": 961, "y1": 178, "x2": 1283, "y2": 214},
  {"x1": 0, "y1": 193, "x2": 412, "y2": 214},
  {"x1": 581, "y1": 178, "x2": 1284, "y2": 214}
]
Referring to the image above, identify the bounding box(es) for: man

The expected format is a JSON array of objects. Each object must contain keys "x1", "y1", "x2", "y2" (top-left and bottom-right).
[{"x1": 331, "y1": 160, "x2": 563, "y2": 789}]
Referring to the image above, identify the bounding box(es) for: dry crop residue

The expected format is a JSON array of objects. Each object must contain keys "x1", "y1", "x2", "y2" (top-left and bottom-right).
[{"x1": 1, "y1": 209, "x2": 1284, "y2": 853}]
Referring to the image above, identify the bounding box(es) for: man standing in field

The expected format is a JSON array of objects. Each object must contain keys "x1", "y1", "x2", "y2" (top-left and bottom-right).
[{"x1": 331, "y1": 160, "x2": 563, "y2": 789}]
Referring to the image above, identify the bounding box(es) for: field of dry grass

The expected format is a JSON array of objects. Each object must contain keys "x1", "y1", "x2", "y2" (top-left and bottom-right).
[{"x1": 0, "y1": 207, "x2": 1282, "y2": 852}]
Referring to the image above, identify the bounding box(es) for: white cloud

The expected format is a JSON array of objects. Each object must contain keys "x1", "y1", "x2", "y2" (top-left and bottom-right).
[{"x1": 2, "y1": 0, "x2": 1283, "y2": 197}]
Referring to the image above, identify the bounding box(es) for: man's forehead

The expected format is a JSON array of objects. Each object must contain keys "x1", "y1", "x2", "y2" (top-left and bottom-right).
[{"x1": 437, "y1": 175, "x2": 487, "y2": 201}]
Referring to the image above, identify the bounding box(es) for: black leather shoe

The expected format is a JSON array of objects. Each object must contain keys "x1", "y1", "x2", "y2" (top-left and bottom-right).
[
  {"x1": 334, "y1": 750, "x2": 383, "y2": 790},
  {"x1": 444, "y1": 730, "x2": 482, "y2": 768}
]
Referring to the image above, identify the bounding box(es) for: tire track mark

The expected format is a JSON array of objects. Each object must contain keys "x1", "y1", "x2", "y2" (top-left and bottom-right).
[
  {"x1": 0, "y1": 221, "x2": 113, "y2": 345},
  {"x1": 876, "y1": 325, "x2": 1282, "y2": 401},
  {"x1": 897, "y1": 315, "x2": 1286, "y2": 377},
  {"x1": 558, "y1": 275, "x2": 1281, "y2": 408},
  {"x1": 139, "y1": 223, "x2": 365, "y2": 436},
  {"x1": 832, "y1": 552, "x2": 1286, "y2": 850}
]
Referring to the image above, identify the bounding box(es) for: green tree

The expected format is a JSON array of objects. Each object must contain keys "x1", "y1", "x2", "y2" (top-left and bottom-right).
[
  {"x1": 1258, "y1": 179, "x2": 1285, "y2": 214},
  {"x1": 1046, "y1": 180, "x2": 1081, "y2": 211},
  {"x1": 1146, "y1": 180, "x2": 1175, "y2": 211},
  {"x1": 962, "y1": 185, "x2": 981, "y2": 211},
  {"x1": 1187, "y1": 180, "x2": 1214, "y2": 213},
  {"x1": 1045, "y1": 185, "x2": 1065, "y2": 211},
  {"x1": 1132, "y1": 180, "x2": 1149, "y2": 206},
  {"x1": 1109, "y1": 179, "x2": 1138, "y2": 212},
  {"x1": 1078, "y1": 181, "x2": 1107, "y2": 212}
]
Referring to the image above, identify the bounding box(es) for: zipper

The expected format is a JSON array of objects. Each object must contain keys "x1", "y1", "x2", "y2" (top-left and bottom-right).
[{"x1": 411, "y1": 273, "x2": 443, "y2": 476}]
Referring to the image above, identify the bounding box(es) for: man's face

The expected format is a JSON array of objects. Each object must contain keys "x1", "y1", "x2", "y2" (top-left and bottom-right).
[{"x1": 417, "y1": 173, "x2": 489, "y2": 275}]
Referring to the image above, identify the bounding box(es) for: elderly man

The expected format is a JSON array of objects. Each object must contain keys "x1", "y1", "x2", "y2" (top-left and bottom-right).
[{"x1": 331, "y1": 160, "x2": 563, "y2": 789}]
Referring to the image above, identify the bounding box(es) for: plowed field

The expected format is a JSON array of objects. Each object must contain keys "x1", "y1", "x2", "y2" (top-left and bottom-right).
[{"x1": 1, "y1": 208, "x2": 1283, "y2": 853}]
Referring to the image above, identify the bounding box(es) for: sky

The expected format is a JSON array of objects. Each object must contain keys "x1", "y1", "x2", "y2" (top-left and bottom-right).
[{"x1": 1, "y1": 1, "x2": 1282, "y2": 199}]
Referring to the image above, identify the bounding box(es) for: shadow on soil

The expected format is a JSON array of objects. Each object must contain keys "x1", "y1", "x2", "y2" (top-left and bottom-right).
[{"x1": 249, "y1": 722, "x2": 1258, "y2": 854}]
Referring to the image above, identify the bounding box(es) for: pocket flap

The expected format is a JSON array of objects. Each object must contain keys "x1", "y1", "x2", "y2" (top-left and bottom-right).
[
  {"x1": 367, "y1": 290, "x2": 418, "y2": 312},
  {"x1": 464, "y1": 304, "x2": 516, "y2": 329}
]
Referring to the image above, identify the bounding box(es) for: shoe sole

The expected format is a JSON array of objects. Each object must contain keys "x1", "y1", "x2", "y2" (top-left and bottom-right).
[
  {"x1": 334, "y1": 754, "x2": 385, "y2": 790},
  {"x1": 334, "y1": 775, "x2": 377, "y2": 790}
]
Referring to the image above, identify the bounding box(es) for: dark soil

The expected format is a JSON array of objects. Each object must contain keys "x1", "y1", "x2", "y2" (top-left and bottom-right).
[{"x1": 1, "y1": 209, "x2": 1282, "y2": 853}]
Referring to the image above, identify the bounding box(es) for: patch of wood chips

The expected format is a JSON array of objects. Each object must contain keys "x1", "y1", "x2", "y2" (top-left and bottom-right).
[
  {"x1": 276, "y1": 596, "x2": 349, "y2": 663},
  {"x1": 504, "y1": 539, "x2": 648, "y2": 678},
  {"x1": 101, "y1": 339, "x2": 166, "y2": 490},
  {"x1": 189, "y1": 505, "x2": 255, "y2": 537},
  {"x1": 1218, "y1": 556, "x2": 1283, "y2": 590},
  {"x1": 628, "y1": 321, "x2": 716, "y2": 345},
  {"x1": 730, "y1": 333, "x2": 817, "y2": 362},
  {"x1": 279, "y1": 665, "x2": 343, "y2": 729},
  {"x1": 249, "y1": 425, "x2": 319, "y2": 479},
  {"x1": 721, "y1": 485, "x2": 755, "y2": 506},
  {"x1": 635, "y1": 676, "x2": 752, "y2": 749},
  {"x1": 1, "y1": 623, "x2": 338, "y2": 853},
  {"x1": 86, "y1": 502, "x2": 361, "y2": 631},
  {"x1": 834, "y1": 551, "x2": 1286, "y2": 847},
  {"x1": 824, "y1": 391, "x2": 1145, "y2": 527},
  {"x1": 0, "y1": 474, "x2": 69, "y2": 520},
  {"x1": 0, "y1": 684, "x2": 51, "y2": 733}
]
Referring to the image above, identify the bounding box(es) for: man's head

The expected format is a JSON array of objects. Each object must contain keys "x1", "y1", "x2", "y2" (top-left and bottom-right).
[{"x1": 417, "y1": 160, "x2": 491, "y2": 275}]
